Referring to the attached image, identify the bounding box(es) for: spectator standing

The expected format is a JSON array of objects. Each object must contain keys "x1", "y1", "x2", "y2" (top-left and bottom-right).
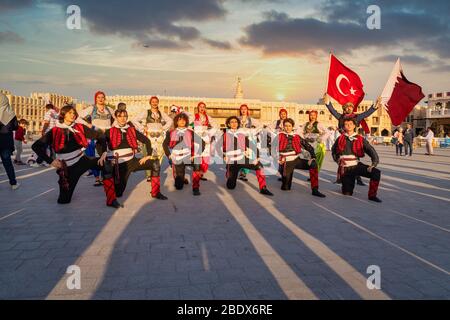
[
  {"x1": 425, "y1": 127, "x2": 435, "y2": 155},
  {"x1": 394, "y1": 127, "x2": 404, "y2": 156},
  {"x1": 14, "y1": 119, "x2": 28, "y2": 165},
  {"x1": 0, "y1": 92, "x2": 20, "y2": 190},
  {"x1": 404, "y1": 123, "x2": 414, "y2": 157}
]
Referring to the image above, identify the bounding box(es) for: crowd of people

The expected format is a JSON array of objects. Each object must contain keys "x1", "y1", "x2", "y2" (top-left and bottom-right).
[
  {"x1": 0, "y1": 90, "x2": 382, "y2": 208},
  {"x1": 2, "y1": 89, "x2": 438, "y2": 206}
]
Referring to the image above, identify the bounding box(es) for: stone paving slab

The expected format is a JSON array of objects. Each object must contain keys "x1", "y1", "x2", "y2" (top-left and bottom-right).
[{"x1": 0, "y1": 145, "x2": 449, "y2": 300}]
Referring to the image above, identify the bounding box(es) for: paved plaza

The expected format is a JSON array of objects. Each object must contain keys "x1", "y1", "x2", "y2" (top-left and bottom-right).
[{"x1": 0, "y1": 145, "x2": 449, "y2": 300}]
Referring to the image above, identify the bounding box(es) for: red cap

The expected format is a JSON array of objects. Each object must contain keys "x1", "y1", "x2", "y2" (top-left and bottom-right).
[
  {"x1": 150, "y1": 96, "x2": 159, "y2": 103},
  {"x1": 279, "y1": 108, "x2": 288, "y2": 115}
]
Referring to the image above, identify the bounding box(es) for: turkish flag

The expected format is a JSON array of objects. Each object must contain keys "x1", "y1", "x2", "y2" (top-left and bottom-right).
[
  {"x1": 327, "y1": 54, "x2": 365, "y2": 107},
  {"x1": 381, "y1": 58, "x2": 425, "y2": 126}
]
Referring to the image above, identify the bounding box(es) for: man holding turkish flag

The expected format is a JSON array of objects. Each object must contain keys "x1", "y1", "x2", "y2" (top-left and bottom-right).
[{"x1": 325, "y1": 54, "x2": 379, "y2": 134}]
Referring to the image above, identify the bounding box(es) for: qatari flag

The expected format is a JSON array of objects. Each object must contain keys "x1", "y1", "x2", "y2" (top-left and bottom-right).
[{"x1": 381, "y1": 58, "x2": 425, "y2": 126}]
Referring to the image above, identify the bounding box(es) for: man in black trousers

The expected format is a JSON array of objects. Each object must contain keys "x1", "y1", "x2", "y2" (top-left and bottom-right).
[{"x1": 404, "y1": 123, "x2": 414, "y2": 157}]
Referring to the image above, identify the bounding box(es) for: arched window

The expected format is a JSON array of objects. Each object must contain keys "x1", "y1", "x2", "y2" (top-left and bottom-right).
[
  {"x1": 320, "y1": 111, "x2": 325, "y2": 115},
  {"x1": 299, "y1": 110, "x2": 304, "y2": 115}
]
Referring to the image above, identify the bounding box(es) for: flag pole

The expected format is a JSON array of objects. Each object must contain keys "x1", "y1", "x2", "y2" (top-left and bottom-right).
[{"x1": 324, "y1": 51, "x2": 332, "y2": 94}]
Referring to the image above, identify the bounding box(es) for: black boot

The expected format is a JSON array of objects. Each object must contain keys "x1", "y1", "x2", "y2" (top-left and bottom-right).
[
  {"x1": 153, "y1": 193, "x2": 168, "y2": 200},
  {"x1": 108, "y1": 200, "x2": 123, "y2": 208},
  {"x1": 238, "y1": 173, "x2": 248, "y2": 181},
  {"x1": 312, "y1": 188, "x2": 326, "y2": 198},
  {"x1": 200, "y1": 177, "x2": 208, "y2": 181},
  {"x1": 369, "y1": 196, "x2": 382, "y2": 203},
  {"x1": 184, "y1": 178, "x2": 189, "y2": 185},
  {"x1": 356, "y1": 176, "x2": 365, "y2": 186},
  {"x1": 260, "y1": 187, "x2": 273, "y2": 196},
  {"x1": 193, "y1": 188, "x2": 201, "y2": 196}
]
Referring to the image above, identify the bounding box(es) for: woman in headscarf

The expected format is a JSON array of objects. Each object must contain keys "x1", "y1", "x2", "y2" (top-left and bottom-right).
[{"x1": 193, "y1": 102, "x2": 218, "y2": 181}]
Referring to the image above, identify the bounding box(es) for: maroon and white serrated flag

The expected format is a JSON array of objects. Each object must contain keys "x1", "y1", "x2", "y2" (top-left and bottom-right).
[{"x1": 381, "y1": 59, "x2": 425, "y2": 126}]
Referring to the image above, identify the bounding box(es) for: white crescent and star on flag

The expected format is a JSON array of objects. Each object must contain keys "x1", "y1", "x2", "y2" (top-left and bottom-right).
[{"x1": 336, "y1": 74, "x2": 358, "y2": 96}]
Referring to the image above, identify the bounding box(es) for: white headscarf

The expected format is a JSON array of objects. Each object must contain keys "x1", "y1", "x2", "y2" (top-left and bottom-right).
[
  {"x1": 0, "y1": 93, "x2": 15, "y2": 126},
  {"x1": 56, "y1": 121, "x2": 80, "y2": 133}
]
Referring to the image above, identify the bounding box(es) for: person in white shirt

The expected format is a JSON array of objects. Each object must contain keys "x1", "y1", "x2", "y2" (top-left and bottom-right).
[
  {"x1": 77, "y1": 91, "x2": 115, "y2": 186},
  {"x1": 131, "y1": 96, "x2": 173, "y2": 181},
  {"x1": 78, "y1": 91, "x2": 115, "y2": 131},
  {"x1": 42, "y1": 104, "x2": 59, "y2": 136},
  {"x1": 425, "y1": 127, "x2": 435, "y2": 155},
  {"x1": 193, "y1": 102, "x2": 218, "y2": 181},
  {"x1": 237, "y1": 104, "x2": 262, "y2": 181}
]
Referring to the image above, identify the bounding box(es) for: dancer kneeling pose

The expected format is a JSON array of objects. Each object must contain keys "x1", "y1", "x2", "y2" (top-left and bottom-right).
[
  {"x1": 100, "y1": 109, "x2": 168, "y2": 208},
  {"x1": 163, "y1": 113, "x2": 204, "y2": 196},
  {"x1": 32, "y1": 105, "x2": 109, "y2": 205},
  {"x1": 331, "y1": 118, "x2": 382, "y2": 203},
  {"x1": 223, "y1": 116, "x2": 273, "y2": 196},
  {"x1": 278, "y1": 118, "x2": 326, "y2": 198}
]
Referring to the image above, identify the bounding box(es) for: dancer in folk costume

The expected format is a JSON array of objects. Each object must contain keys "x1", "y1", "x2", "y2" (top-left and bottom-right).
[
  {"x1": 100, "y1": 109, "x2": 167, "y2": 207},
  {"x1": 332, "y1": 118, "x2": 382, "y2": 203},
  {"x1": 324, "y1": 93, "x2": 382, "y2": 186},
  {"x1": 163, "y1": 113, "x2": 204, "y2": 196},
  {"x1": 272, "y1": 108, "x2": 288, "y2": 132},
  {"x1": 32, "y1": 105, "x2": 111, "y2": 205},
  {"x1": 146, "y1": 122, "x2": 167, "y2": 165},
  {"x1": 237, "y1": 104, "x2": 262, "y2": 182},
  {"x1": 223, "y1": 116, "x2": 273, "y2": 196},
  {"x1": 132, "y1": 96, "x2": 173, "y2": 182},
  {"x1": 78, "y1": 91, "x2": 115, "y2": 186},
  {"x1": 278, "y1": 118, "x2": 326, "y2": 197},
  {"x1": 269, "y1": 108, "x2": 289, "y2": 181},
  {"x1": 193, "y1": 102, "x2": 218, "y2": 181},
  {"x1": 298, "y1": 110, "x2": 328, "y2": 172}
]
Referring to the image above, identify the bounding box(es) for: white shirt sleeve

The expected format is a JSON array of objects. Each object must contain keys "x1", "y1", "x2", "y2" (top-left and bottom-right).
[
  {"x1": 131, "y1": 109, "x2": 147, "y2": 133},
  {"x1": 161, "y1": 112, "x2": 173, "y2": 131},
  {"x1": 76, "y1": 106, "x2": 93, "y2": 125},
  {"x1": 296, "y1": 125, "x2": 305, "y2": 138},
  {"x1": 250, "y1": 117, "x2": 262, "y2": 130},
  {"x1": 43, "y1": 111, "x2": 51, "y2": 122},
  {"x1": 318, "y1": 123, "x2": 330, "y2": 142}
]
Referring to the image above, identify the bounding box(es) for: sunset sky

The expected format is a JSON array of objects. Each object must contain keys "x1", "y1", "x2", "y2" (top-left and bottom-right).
[{"x1": 0, "y1": 0, "x2": 449, "y2": 103}]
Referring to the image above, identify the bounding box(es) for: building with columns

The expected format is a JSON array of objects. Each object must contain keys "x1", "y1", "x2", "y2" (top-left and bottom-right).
[
  {"x1": 399, "y1": 91, "x2": 450, "y2": 137},
  {"x1": 425, "y1": 91, "x2": 450, "y2": 137},
  {"x1": 0, "y1": 89, "x2": 75, "y2": 134}
]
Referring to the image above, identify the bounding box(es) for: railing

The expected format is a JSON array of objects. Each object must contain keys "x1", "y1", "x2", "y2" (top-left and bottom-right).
[{"x1": 427, "y1": 109, "x2": 450, "y2": 117}]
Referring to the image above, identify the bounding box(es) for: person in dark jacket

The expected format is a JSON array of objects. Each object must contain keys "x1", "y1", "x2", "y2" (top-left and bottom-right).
[
  {"x1": 0, "y1": 92, "x2": 19, "y2": 190},
  {"x1": 404, "y1": 123, "x2": 415, "y2": 157}
]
